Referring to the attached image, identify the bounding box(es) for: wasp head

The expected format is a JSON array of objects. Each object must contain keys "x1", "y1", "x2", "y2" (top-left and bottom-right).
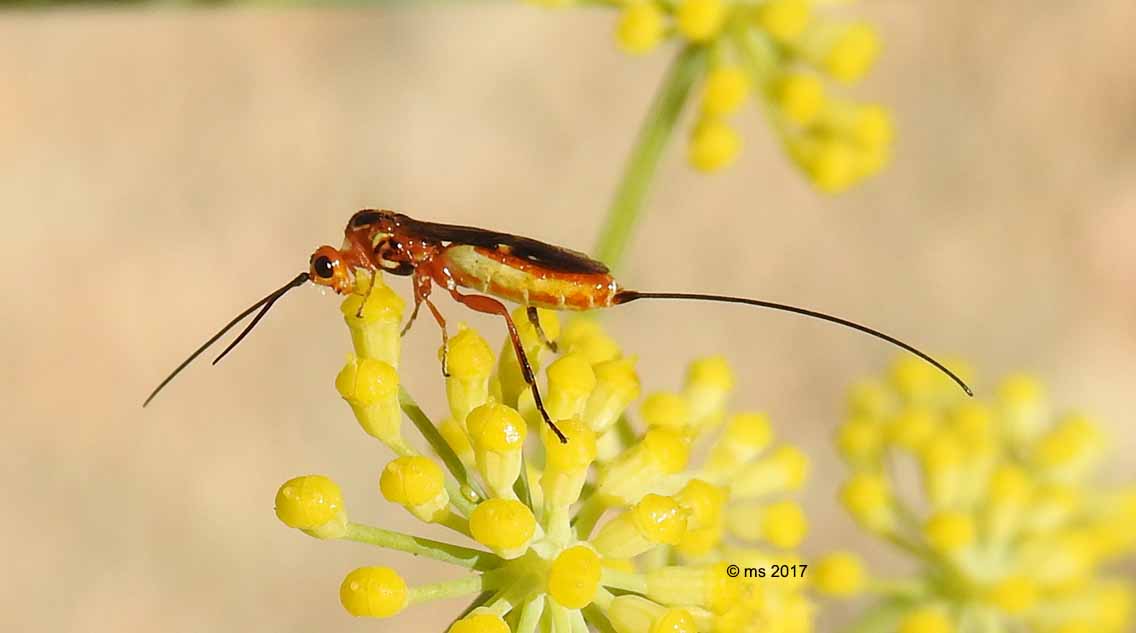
[{"x1": 308, "y1": 245, "x2": 354, "y2": 294}]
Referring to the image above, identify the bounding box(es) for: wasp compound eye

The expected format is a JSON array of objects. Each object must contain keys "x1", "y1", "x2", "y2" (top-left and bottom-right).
[{"x1": 313, "y1": 256, "x2": 335, "y2": 279}]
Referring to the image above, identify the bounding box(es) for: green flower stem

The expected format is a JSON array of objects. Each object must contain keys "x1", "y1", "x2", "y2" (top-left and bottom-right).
[
  {"x1": 343, "y1": 521, "x2": 502, "y2": 571},
  {"x1": 572, "y1": 495, "x2": 606, "y2": 540},
  {"x1": 592, "y1": 44, "x2": 707, "y2": 271},
  {"x1": 547, "y1": 599, "x2": 574, "y2": 633},
  {"x1": 399, "y1": 385, "x2": 484, "y2": 515},
  {"x1": 437, "y1": 512, "x2": 471, "y2": 536},
  {"x1": 600, "y1": 568, "x2": 648, "y2": 593},
  {"x1": 583, "y1": 602, "x2": 620, "y2": 633},
  {"x1": 515, "y1": 596, "x2": 547, "y2": 633},
  {"x1": 408, "y1": 571, "x2": 501, "y2": 606}
]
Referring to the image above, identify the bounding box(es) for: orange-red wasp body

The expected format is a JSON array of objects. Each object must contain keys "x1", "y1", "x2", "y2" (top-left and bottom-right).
[{"x1": 146, "y1": 209, "x2": 972, "y2": 442}]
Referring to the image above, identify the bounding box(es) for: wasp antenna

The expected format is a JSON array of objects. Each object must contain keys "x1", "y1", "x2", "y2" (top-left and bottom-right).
[
  {"x1": 614, "y1": 290, "x2": 973, "y2": 397},
  {"x1": 143, "y1": 272, "x2": 310, "y2": 407}
]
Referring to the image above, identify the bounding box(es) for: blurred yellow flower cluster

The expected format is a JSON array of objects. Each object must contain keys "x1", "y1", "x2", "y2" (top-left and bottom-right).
[
  {"x1": 814, "y1": 358, "x2": 1135, "y2": 633},
  {"x1": 274, "y1": 272, "x2": 821, "y2": 632},
  {"x1": 529, "y1": 0, "x2": 892, "y2": 191}
]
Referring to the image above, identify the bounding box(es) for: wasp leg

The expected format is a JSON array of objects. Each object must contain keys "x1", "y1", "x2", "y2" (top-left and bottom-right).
[
  {"x1": 354, "y1": 272, "x2": 381, "y2": 318},
  {"x1": 526, "y1": 306, "x2": 558, "y2": 353},
  {"x1": 423, "y1": 297, "x2": 450, "y2": 378},
  {"x1": 407, "y1": 271, "x2": 450, "y2": 376},
  {"x1": 448, "y1": 290, "x2": 567, "y2": 443},
  {"x1": 401, "y1": 297, "x2": 423, "y2": 337}
]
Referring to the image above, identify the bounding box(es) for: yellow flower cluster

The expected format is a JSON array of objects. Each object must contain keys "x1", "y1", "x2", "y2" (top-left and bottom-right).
[
  {"x1": 815, "y1": 357, "x2": 1135, "y2": 633},
  {"x1": 274, "y1": 272, "x2": 819, "y2": 632},
  {"x1": 530, "y1": 0, "x2": 892, "y2": 191}
]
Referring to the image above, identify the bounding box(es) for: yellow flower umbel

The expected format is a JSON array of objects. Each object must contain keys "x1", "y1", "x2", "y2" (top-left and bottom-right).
[
  {"x1": 819, "y1": 358, "x2": 1135, "y2": 633},
  {"x1": 528, "y1": 0, "x2": 892, "y2": 192},
  {"x1": 275, "y1": 272, "x2": 820, "y2": 632}
]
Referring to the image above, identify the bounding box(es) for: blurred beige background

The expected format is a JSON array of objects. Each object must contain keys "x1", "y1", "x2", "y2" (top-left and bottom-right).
[{"x1": 2, "y1": 2, "x2": 1134, "y2": 632}]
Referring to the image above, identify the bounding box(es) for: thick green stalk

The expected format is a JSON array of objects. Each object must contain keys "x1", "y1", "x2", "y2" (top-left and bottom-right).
[{"x1": 592, "y1": 45, "x2": 706, "y2": 271}]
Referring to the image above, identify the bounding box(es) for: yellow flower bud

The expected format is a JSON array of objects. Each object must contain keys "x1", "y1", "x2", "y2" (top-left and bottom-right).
[
  {"x1": 469, "y1": 498, "x2": 536, "y2": 558},
  {"x1": 950, "y1": 401, "x2": 994, "y2": 450},
  {"x1": 585, "y1": 357, "x2": 642, "y2": 435},
  {"x1": 731, "y1": 445, "x2": 809, "y2": 498},
  {"x1": 689, "y1": 119, "x2": 742, "y2": 172},
  {"x1": 706, "y1": 412, "x2": 773, "y2": 477},
  {"x1": 594, "y1": 494, "x2": 688, "y2": 558},
  {"x1": 642, "y1": 393, "x2": 691, "y2": 432},
  {"x1": 726, "y1": 500, "x2": 808, "y2": 548},
  {"x1": 849, "y1": 104, "x2": 893, "y2": 149},
  {"x1": 379, "y1": 456, "x2": 449, "y2": 523},
  {"x1": 702, "y1": 66, "x2": 749, "y2": 117},
  {"x1": 546, "y1": 353, "x2": 597, "y2": 420},
  {"x1": 340, "y1": 273, "x2": 404, "y2": 367},
  {"x1": 987, "y1": 464, "x2": 1032, "y2": 505},
  {"x1": 771, "y1": 71, "x2": 826, "y2": 126},
  {"x1": 597, "y1": 428, "x2": 691, "y2": 504},
  {"x1": 335, "y1": 356, "x2": 404, "y2": 448},
  {"x1": 617, "y1": 1, "x2": 666, "y2": 55},
  {"x1": 542, "y1": 419, "x2": 597, "y2": 527},
  {"x1": 646, "y1": 563, "x2": 739, "y2": 614},
  {"x1": 998, "y1": 373, "x2": 1047, "y2": 445},
  {"x1": 675, "y1": 479, "x2": 727, "y2": 529},
  {"x1": 1033, "y1": 413, "x2": 1102, "y2": 475},
  {"x1": 643, "y1": 427, "x2": 691, "y2": 473},
  {"x1": 919, "y1": 433, "x2": 966, "y2": 508},
  {"x1": 684, "y1": 355, "x2": 735, "y2": 432},
  {"x1": 813, "y1": 551, "x2": 865, "y2": 596},
  {"x1": 837, "y1": 416, "x2": 885, "y2": 467},
  {"x1": 652, "y1": 608, "x2": 698, "y2": 633},
  {"x1": 888, "y1": 407, "x2": 937, "y2": 451},
  {"x1": 847, "y1": 379, "x2": 896, "y2": 419},
  {"x1": 760, "y1": 500, "x2": 809, "y2": 548},
  {"x1": 987, "y1": 576, "x2": 1037, "y2": 614},
  {"x1": 562, "y1": 319, "x2": 622, "y2": 364},
  {"x1": 548, "y1": 545, "x2": 602, "y2": 609},
  {"x1": 444, "y1": 325, "x2": 495, "y2": 425},
  {"x1": 466, "y1": 402, "x2": 527, "y2": 498},
  {"x1": 800, "y1": 22, "x2": 880, "y2": 84},
  {"x1": 787, "y1": 134, "x2": 860, "y2": 193},
  {"x1": 840, "y1": 472, "x2": 895, "y2": 533},
  {"x1": 449, "y1": 612, "x2": 510, "y2": 633},
  {"x1": 274, "y1": 475, "x2": 348, "y2": 538},
  {"x1": 898, "y1": 607, "x2": 953, "y2": 633},
  {"x1": 676, "y1": 0, "x2": 727, "y2": 42},
  {"x1": 610, "y1": 595, "x2": 696, "y2": 633},
  {"x1": 339, "y1": 566, "x2": 407, "y2": 618},
  {"x1": 674, "y1": 523, "x2": 724, "y2": 557},
  {"x1": 753, "y1": 0, "x2": 811, "y2": 43},
  {"x1": 923, "y1": 510, "x2": 975, "y2": 554}
]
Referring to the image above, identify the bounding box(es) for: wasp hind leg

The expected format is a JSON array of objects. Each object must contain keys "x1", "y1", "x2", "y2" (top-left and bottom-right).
[
  {"x1": 449, "y1": 290, "x2": 567, "y2": 443},
  {"x1": 526, "y1": 306, "x2": 558, "y2": 353}
]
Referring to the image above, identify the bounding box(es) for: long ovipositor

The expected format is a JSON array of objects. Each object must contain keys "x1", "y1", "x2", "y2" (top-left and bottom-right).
[{"x1": 145, "y1": 209, "x2": 972, "y2": 442}]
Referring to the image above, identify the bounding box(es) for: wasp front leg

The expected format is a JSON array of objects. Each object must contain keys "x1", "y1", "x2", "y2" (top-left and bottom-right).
[{"x1": 407, "y1": 270, "x2": 451, "y2": 377}]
